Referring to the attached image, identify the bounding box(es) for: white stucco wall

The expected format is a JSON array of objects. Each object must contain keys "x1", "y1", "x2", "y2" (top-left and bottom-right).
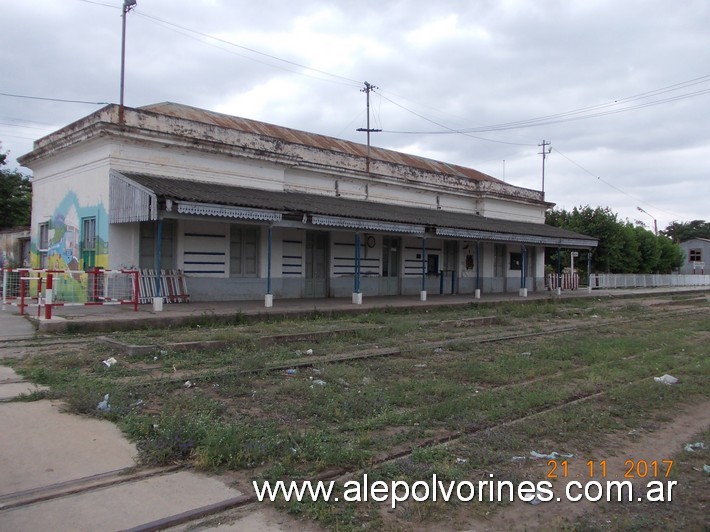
[{"x1": 111, "y1": 142, "x2": 286, "y2": 191}]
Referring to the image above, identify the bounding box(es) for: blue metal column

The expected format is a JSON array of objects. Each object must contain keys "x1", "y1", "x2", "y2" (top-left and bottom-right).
[
  {"x1": 475, "y1": 242, "x2": 481, "y2": 298},
  {"x1": 267, "y1": 226, "x2": 272, "y2": 294},
  {"x1": 155, "y1": 219, "x2": 163, "y2": 298},
  {"x1": 353, "y1": 232, "x2": 362, "y2": 303},
  {"x1": 265, "y1": 225, "x2": 273, "y2": 307},
  {"x1": 520, "y1": 246, "x2": 528, "y2": 297},
  {"x1": 420, "y1": 238, "x2": 427, "y2": 301},
  {"x1": 557, "y1": 247, "x2": 562, "y2": 295}
]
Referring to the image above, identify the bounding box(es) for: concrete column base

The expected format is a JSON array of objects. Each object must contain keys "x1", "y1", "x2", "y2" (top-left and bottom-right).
[
  {"x1": 519, "y1": 288, "x2": 528, "y2": 297},
  {"x1": 556, "y1": 287, "x2": 562, "y2": 296},
  {"x1": 152, "y1": 297, "x2": 163, "y2": 312},
  {"x1": 420, "y1": 290, "x2": 427, "y2": 301},
  {"x1": 265, "y1": 294, "x2": 273, "y2": 308},
  {"x1": 352, "y1": 292, "x2": 362, "y2": 305},
  {"x1": 474, "y1": 289, "x2": 481, "y2": 299}
]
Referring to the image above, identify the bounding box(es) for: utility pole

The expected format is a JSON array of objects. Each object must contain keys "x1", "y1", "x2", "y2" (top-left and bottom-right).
[
  {"x1": 119, "y1": 0, "x2": 137, "y2": 124},
  {"x1": 356, "y1": 81, "x2": 381, "y2": 174},
  {"x1": 538, "y1": 140, "x2": 551, "y2": 198}
]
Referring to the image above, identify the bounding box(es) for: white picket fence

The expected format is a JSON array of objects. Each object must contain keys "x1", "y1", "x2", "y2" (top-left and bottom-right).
[{"x1": 589, "y1": 274, "x2": 710, "y2": 289}]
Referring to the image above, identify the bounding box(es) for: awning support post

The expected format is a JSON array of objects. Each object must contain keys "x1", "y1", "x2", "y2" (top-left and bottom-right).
[
  {"x1": 519, "y1": 245, "x2": 528, "y2": 297},
  {"x1": 556, "y1": 247, "x2": 562, "y2": 296},
  {"x1": 420, "y1": 238, "x2": 427, "y2": 301},
  {"x1": 475, "y1": 241, "x2": 481, "y2": 299},
  {"x1": 352, "y1": 232, "x2": 362, "y2": 304},
  {"x1": 265, "y1": 225, "x2": 273, "y2": 307},
  {"x1": 153, "y1": 219, "x2": 164, "y2": 312}
]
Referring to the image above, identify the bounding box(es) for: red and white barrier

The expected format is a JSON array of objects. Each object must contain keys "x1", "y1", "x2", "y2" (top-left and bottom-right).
[
  {"x1": 547, "y1": 273, "x2": 580, "y2": 290},
  {"x1": 2, "y1": 268, "x2": 140, "y2": 319}
]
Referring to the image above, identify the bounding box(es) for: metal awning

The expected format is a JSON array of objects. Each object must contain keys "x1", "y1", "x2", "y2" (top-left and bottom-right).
[
  {"x1": 311, "y1": 214, "x2": 425, "y2": 235},
  {"x1": 109, "y1": 172, "x2": 597, "y2": 248},
  {"x1": 176, "y1": 201, "x2": 282, "y2": 222},
  {"x1": 435, "y1": 227, "x2": 596, "y2": 248}
]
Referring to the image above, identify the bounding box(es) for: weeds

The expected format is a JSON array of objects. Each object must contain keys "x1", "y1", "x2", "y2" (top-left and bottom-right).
[{"x1": 9, "y1": 295, "x2": 709, "y2": 530}]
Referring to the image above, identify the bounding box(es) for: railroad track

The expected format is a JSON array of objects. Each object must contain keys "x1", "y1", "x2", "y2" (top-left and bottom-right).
[{"x1": 0, "y1": 298, "x2": 706, "y2": 530}]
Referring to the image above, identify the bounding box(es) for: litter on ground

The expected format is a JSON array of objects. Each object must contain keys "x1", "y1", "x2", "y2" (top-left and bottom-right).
[
  {"x1": 96, "y1": 394, "x2": 110, "y2": 411},
  {"x1": 684, "y1": 442, "x2": 707, "y2": 452},
  {"x1": 654, "y1": 374, "x2": 679, "y2": 385},
  {"x1": 530, "y1": 451, "x2": 574, "y2": 460}
]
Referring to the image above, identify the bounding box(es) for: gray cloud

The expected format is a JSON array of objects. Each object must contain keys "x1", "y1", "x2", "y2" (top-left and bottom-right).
[{"x1": 2, "y1": 0, "x2": 708, "y2": 230}]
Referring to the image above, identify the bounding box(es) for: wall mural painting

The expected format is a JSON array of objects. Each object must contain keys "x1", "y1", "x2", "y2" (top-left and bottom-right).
[{"x1": 31, "y1": 191, "x2": 109, "y2": 271}]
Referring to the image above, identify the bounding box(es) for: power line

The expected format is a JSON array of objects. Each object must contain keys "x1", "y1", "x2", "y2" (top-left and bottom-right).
[
  {"x1": 133, "y1": 11, "x2": 362, "y2": 88},
  {"x1": 378, "y1": 91, "x2": 534, "y2": 147},
  {"x1": 384, "y1": 75, "x2": 710, "y2": 135},
  {"x1": 0, "y1": 92, "x2": 109, "y2": 106},
  {"x1": 553, "y1": 147, "x2": 687, "y2": 222}
]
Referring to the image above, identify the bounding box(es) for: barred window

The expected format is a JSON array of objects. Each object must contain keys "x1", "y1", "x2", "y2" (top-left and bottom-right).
[{"x1": 38, "y1": 222, "x2": 49, "y2": 269}]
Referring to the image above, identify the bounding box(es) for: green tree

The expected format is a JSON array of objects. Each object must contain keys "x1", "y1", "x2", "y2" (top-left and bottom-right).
[
  {"x1": 634, "y1": 226, "x2": 661, "y2": 273},
  {"x1": 657, "y1": 236, "x2": 684, "y2": 273},
  {"x1": 546, "y1": 206, "x2": 626, "y2": 273},
  {"x1": 0, "y1": 147, "x2": 32, "y2": 229},
  {"x1": 662, "y1": 220, "x2": 710, "y2": 242},
  {"x1": 546, "y1": 205, "x2": 685, "y2": 274}
]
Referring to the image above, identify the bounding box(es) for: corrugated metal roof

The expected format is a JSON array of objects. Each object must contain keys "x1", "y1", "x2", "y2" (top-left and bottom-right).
[
  {"x1": 123, "y1": 173, "x2": 597, "y2": 247},
  {"x1": 139, "y1": 102, "x2": 501, "y2": 184}
]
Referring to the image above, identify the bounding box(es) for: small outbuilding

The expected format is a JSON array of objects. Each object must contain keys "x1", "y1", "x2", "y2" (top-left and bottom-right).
[{"x1": 679, "y1": 238, "x2": 709, "y2": 274}]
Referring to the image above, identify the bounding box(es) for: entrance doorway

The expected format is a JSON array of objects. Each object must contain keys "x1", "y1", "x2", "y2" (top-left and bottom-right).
[
  {"x1": 381, "y1": 236, "x2": 401, "y2": 295},
  {"x1": 305, "y1": 231, "x2": 328, "y2": 297}
]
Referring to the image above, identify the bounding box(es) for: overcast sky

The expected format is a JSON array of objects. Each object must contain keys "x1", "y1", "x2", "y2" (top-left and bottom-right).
[{"x1": 2, "y1": 0, "x2": 708, "y2": 231}]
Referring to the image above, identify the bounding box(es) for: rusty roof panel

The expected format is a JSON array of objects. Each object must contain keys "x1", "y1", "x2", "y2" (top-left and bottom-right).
[{"x1": 140, "y1": 103, "x2": 499, "y2": 184}]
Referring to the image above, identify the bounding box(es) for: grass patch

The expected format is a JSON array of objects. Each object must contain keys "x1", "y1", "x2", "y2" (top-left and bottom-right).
[{"x1": 9, "y1": 295, "x2": 709, "y2": 530}]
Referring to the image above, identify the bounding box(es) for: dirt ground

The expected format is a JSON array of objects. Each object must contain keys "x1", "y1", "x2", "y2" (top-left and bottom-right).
[
  {"x1": 174, "y1": 399, "x2": 709, "y2": 532},
  {"x1": 456, "y1": 399, "x2": 710, "y2": 531}
]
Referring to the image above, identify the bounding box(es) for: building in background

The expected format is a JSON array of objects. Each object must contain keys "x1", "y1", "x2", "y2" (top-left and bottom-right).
[
  {"x1": 18, "y1": 103, "x2": 596, "y2": 303},
  {"x1": 0, "y1": 227, "x2": 30, "y2": 269},
  {"x1": 679, "y1": 238, "x2": 709, "y2": 274}
]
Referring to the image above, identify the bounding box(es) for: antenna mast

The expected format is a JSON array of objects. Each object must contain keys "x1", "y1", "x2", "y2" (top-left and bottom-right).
[{"x1": 356, "y1": 81, "x2": 381, "y2": 173}]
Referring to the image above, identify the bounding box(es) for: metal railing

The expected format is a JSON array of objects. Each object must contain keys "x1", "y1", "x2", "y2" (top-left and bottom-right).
[{"x1": 589, "y1": 273, "x2": 710, "y2": 289}]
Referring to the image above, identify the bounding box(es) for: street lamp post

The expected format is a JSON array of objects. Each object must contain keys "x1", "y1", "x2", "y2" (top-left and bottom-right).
[
  {"x1": 636, "y1": 207, "x2": 657, "y2": 236},
  {"x1": 119, "y1": 0, "x2": 137, "y2": 122}
]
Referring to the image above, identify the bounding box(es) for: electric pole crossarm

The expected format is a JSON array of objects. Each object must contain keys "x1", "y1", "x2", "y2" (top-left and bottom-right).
[
  {"x1": 538, "y1": 140, "x2": 551, "y2": 197},
  {"x1": 356, "y1": 81, "x2": 381, "y2": 174}
]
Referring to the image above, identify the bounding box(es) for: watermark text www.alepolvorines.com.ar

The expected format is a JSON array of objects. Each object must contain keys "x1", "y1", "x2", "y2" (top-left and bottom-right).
[{"x1": 253, "y1": 473, "x2": 677, "y2": 509}]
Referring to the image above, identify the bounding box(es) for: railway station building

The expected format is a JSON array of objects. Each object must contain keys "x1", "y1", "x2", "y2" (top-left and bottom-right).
[{"x1": 18, "y1": 102, "x2": 597, "y2": 304}]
